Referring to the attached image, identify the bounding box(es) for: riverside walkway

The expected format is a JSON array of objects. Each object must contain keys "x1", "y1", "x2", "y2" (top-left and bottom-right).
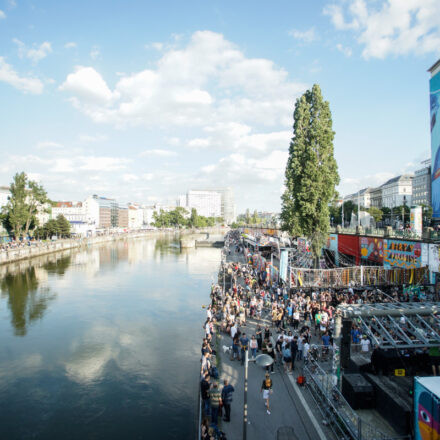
[{"x1": 211, "y1": 245, "x2": 330, "y2": 440}]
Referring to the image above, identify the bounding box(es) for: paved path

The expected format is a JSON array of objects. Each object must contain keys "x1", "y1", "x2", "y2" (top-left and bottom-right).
[{"x1": 213, "y1": 246, "x2": 328, "y2": 440}]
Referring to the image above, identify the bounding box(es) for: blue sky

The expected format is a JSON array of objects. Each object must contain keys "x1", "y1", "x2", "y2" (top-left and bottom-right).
[{"x1": 0, "y1": 0, "x2": 439, "y2": 213}]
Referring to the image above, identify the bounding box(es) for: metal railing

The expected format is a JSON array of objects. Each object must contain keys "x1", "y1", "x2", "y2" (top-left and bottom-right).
[{"x1": 303, "y1": 360, "x2": 410, "y2": 440}]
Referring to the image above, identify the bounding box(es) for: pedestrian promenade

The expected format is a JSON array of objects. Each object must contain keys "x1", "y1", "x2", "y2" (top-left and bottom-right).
[
  {"x1": 210, "y1": 245, "x2": 327, "y2": 440},
  {"x1": 216, "y1": 317, "x2": 323, "y2": 440}
]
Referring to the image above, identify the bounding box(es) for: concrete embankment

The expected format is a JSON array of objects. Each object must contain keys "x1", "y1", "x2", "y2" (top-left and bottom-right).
[{"x1": 0, "y1": 231, "x2": 171, "y2": 266}]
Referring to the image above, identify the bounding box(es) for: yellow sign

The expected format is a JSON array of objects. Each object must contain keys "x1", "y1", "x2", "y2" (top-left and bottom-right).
[{"x1": 394, "y1": 369, "x2": 405, "y2": 377}]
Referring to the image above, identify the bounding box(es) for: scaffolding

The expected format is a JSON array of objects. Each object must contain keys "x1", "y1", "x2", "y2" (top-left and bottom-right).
[{"x1": 337, "y1": 302, "x2": 440, "y2": 349}]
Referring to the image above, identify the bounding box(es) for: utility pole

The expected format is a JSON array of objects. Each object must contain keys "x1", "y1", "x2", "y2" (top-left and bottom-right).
[{"x1": 358, "y1": 190, "x2": 361, "y2": 228}]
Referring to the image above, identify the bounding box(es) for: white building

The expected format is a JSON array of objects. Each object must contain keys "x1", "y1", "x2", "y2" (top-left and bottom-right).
[
  {"x1": 177, "y1": 195, "x2": 187, "y2": 208},
  {"x1": 187, "y1": 190, "x2": 222, "y2": 218},
  {"x1": 214, "y1": 187, "x2": 236, "y2": 224},
  {"x1": 83, "y1": 196, "x2": 100, "y2": 227},
  {"x1": 343, "y1": 188, "x2": 372, "y2": 208},
  {"x1": 0, "y1": 186, "x2": 9, "y2": 208},
  {"x1": 412, "y1": 160, "x2": 431, "y2": 207},
  {"x1": 52, "y1": 202, "x2": 86, "y2": 222},
  {"x1": 128, "y1": 205, "x2": 143, "y2": 229},
  {"x1": 381, "y1": 174, "x2": 413, "y2": 208}
]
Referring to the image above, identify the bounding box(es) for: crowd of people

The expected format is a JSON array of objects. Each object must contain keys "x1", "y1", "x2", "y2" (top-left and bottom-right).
[{"x1": 199, "y1": 230, "x2": 440, "y2": 438}]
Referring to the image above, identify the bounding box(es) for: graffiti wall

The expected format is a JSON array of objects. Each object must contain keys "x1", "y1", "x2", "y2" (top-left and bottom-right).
[
  {"x1": 360, "y1": 237, "x2": 383, "y2": 263},
  {"x1": 383, "y1": 239, "x2": 422, "y2": 269}
]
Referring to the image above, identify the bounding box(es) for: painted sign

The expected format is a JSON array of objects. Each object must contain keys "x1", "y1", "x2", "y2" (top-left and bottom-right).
[
  {"x1": 383, "y1": 239, "x2": 422, "y2": 269},
  {"x1": 411, "y1": 206, "x2": 423, "y2": 237},
  {"x1": 360, "y1": 237, "x2": 383, "y2": 263},
  {"x1": 326, "y1": 234, "x2": 338, "y2": 252},
  {"x1": 414, "y1": 377, "x2": 440, "y2": 440}
]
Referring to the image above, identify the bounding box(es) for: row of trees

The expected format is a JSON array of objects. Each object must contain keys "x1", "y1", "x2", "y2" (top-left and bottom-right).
[
  {"x1": 233, "y1": 209, "x2": 277, "y2": 228},
  {"x1": 152, "y1": 207, "x2": 223, "y2": 228},
  {"x1": 1, "y1": 172, "x2": 70, "y2": 239},
  {"x1": 34, "y1": 215, "x2": 71, "y2": 239}
]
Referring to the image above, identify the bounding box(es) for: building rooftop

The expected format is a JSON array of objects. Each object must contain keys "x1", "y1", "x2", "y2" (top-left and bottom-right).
[
  {"x1": 428, "y1": 58, "x2": 440, "y2": 76},
  {"x1": 382, "y1": 174, "x2": 414, "y2": 186}
]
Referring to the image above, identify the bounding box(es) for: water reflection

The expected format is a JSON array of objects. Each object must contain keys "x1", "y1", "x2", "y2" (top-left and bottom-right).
[
  {"x1": 0, "y1": 236, "x2": 221, "y2": 439},
  {"x1": 0, "y1": 266, "x2": 56, "y2": 336}
]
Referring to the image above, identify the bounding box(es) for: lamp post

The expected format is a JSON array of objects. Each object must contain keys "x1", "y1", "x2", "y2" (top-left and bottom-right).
[{"x1": 243, "y1": 353, "x2": 274, "y2": 440}]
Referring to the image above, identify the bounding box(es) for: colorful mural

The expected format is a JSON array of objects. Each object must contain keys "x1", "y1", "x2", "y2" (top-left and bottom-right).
[
  {"x1": 360, "y1": 237, "x2": 383, "y2": 263},
  {"x1": 383, "y1": 239, "x2": 422, "y2": 269}
]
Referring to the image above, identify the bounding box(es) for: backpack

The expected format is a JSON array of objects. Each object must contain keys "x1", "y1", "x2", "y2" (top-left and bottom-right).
[{"x1": 265, "y1": 378, "x2": 272, "y2": 388}]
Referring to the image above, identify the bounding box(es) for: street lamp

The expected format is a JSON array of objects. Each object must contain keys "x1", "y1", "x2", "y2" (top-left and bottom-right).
[{"x1": 243, "y1": 352, "x2": 274, "y2": 440}]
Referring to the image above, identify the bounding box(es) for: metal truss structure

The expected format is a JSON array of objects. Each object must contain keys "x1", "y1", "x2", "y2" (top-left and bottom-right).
[{"x1": 337, "y1": 302, "x2": 440, "y2": 349}]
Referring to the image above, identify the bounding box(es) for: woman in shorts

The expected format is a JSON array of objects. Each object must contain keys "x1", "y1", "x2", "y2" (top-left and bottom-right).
[{"x1": 261, "y1": 372, "x2": 273, "y2": 414}]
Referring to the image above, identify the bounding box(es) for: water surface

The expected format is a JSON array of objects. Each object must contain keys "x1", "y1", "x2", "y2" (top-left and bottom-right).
[{"x1": 0, "y1": 236, "x2": 220, "y2": 439}]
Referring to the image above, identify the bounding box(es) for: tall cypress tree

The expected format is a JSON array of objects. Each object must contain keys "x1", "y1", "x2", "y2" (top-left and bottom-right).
[{"x1": 281, "y1": 84, "x2": 339, "y2": 264}]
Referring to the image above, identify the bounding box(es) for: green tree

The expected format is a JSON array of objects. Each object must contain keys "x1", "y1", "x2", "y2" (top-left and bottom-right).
[
  {"x1": 3, "y1": 172, "x2": 28, "y2": 238},
  {"x1": 189, "y1": 208, "x2": 199, "y2": 228},
  {"x1": 342, "y1": 201, "x2": 357, "y2": 225},
  {"x1": 56, "y1": 214, "x2": 71, "y2": 237},
  {"x1": 281, "y1": 84, "x2": 339, "y2": 264},
  {"x1": 2, "y1": 172, "x2": 48, "y2": 239},
  {"x1": 368, "y1": 206, "x2": 383, "y2": 223}
]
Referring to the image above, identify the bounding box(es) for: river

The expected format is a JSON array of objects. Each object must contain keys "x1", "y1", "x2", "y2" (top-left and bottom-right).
[{"x1": 0, "y1": 235, "x2": 221, "y2": 440}]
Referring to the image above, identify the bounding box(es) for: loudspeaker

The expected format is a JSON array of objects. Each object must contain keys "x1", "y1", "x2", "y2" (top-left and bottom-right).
[
  {"x1": 342, "y1": 374, "x2": 374, "y2": 409},
  {"x1": 341, "y1": 319, "x2": 352, "y2": 369}
]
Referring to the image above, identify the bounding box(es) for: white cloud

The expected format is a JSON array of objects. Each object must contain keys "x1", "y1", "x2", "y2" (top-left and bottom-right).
[
  {"x1": 0, "y1": 10, "x2": 6, "y2": 19},
  {"x1": 13, "y1": 39, "x2": 52, "y2": 62},
  {"x1": 289, "y1": 27, "x2": 318, "y2": 43},
  {"x1": 187, "y1": 138, "x2": 211, "y2": 149},
  {"x1": 59, "y1": 31, "x2": 306, "y2": 128},
  {"x1": 139, "y1": 149, "x2": 177, "y2": 157},
  {"x1": 0, "y1": 57, "x2": 44, "y2": 94},
  {"x1": 336, "y1": 43, "x2": 353, "y2": 57},
  {"x1": 324, "y1": 0, "x2": 440, "y2": 59},
  {"x1": 79, "y1": 156, "x2": 130, "y2": 171},
  {"x1": 122, "y1": 173, "x2": 139, "y2": 182},
  {"x1": 78, "y1": 134, "x2": 108, "y2": 143},
  {"x1": 65, "y1": 42, "x2": 77, "y2": 49},
  {"x1": 148, "y1": 42, "x2": 163, "y2": 51},
  {"x1": 36, "y1": 141, "x2": 63, "y2": 149},
  {"x1": 59, "y1": 66, "x2": 115, "y2": 104}
]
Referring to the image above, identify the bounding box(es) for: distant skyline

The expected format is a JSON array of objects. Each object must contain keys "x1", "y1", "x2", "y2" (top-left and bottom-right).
[{"x1": 0, "y1": 0, "x2": 439, "y2": 212}]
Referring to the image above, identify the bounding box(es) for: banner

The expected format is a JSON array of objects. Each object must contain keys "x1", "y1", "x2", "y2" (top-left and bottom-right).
[
  {"x1": 431, "y1": 64, "x2": 440, "y2": 219},
  {"x1": 410, "y1": 206, "x2": 423, "y2": 237},
  {"x1": 383, "y1": 239, "x2": 422, "y2": 269},
  {"x1": 280, "y1": 250, "x2": 288, "y2": 282}
]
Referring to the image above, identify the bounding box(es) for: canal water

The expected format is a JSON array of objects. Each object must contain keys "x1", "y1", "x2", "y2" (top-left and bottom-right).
[{"x1": 0, "y1": 236, "x2": 221, "y2": 440}]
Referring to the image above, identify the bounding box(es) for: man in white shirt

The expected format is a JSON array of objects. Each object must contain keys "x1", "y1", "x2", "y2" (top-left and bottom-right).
[
  {"x1": 230, "y1": 323, "x2": 238, "y2": 339},
  {"x1": 360, "y1": 336, "x2": 370, "y2": 352}
]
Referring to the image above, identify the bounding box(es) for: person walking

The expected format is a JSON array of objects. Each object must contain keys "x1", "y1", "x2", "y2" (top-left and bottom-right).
[
  {"x1": 261, "y1": 372, "x2": 273, "y2": 414},
  {"x1": 208, "y1": 382, "x2": 222, "y2": 426},
  {"x1": 221, "y1": 379, "x2": 235, "y2": 422},
  {"x1": 240, "y1": 332, "x2": 249, "y2": 366},
  {"x1": 250, "y1": 335, "x2": 258, "y2": 360}
]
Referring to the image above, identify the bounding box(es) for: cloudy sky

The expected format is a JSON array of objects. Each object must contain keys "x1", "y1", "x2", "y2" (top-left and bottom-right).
[{"x1": 0, "y1": 0, "x2": 439, "y2": 212}]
